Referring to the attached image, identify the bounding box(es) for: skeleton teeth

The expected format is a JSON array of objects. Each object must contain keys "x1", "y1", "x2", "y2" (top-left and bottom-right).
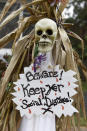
[
  {"x1": 39, "y1": 42, "x2": 49, "y2": 44},
  {"x1": 39, "y1": 42, "x2": 49, "y2": 46}
]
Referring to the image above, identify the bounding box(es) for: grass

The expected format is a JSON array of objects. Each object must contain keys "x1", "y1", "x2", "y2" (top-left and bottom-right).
[
  {"x1": 74, "y1": 115, "x2": 87, "y2": 127},
  {"x1": 80, "y1": 117, "x2": 87, "y2": 127}
]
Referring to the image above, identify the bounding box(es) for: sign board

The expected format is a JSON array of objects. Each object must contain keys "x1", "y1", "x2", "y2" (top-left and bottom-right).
[{"x1": 12, "y1": 64, "x2": 78, "y2": 119}]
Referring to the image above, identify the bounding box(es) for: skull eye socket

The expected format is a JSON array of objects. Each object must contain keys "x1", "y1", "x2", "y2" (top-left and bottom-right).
[
  {"x1": 37, "y1": 30, "x2": 42, "y2": 35},
  {"x1": 46, "y1": 29, "x2": 53, "y2": 35}
]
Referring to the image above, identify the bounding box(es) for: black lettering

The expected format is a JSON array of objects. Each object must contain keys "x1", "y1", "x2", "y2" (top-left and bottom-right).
[
  {"x1": 35, "y1": 88, "x2": 40, "y2": 94},
  {"x1": 38, "y1": 98, "x2": 43, "y2": 105},
  {"x1": 40, "y1": 88, "x2": 46, "y2": 98},
  {"x1": 57, "y1": 85, "x2": 61, "y2": 92},
  {"x1": 52, "y1": 99, "x2": 57, "y2": 106},
  {"x1": 49, "y1": 71, "x2": 53, "y2": 77},
  {"x1": 42, "y1": 71, "x2": 49, "y2": 78},
  {"x1": 53, "y1": 71, "x2": 58, "y2": 77},
  {"x1": 46, "y1": 84, "x2": 57, "y2": 95},
  {"x1": 42, "y1": 107, "x2": 53, "y2": 114},
  {"x1": 29, "y1": 88, "x2": 35, "y2": 96},
  {"x1": 59, "y1": 70, "x2": 63, "y2": 80},
  {"x1": 21, "y1": 84, "x2": 30, "y2": 97},
  {"x1": 45, "y1": 85, "x2": 51, "y2": 95},
  {"x1": 34, "y1": 98, "x2": 42, "y2": 106},
  {"x1": 44, "y1": 96, "x2": 51, "y2": 107},
  {"x1": 26, "y1": 71, "x2": 34, "y2": 82},
  {"x1": 34, "y1": 73, "x2": 40, "y2": 80},
  {"x1": 21, "y1": 99, "x2": 28, "y2": 109}
]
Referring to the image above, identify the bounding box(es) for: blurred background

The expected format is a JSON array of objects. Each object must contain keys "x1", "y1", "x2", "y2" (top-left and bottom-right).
[
  {"x1": 65, "y1": 0, "x2": 87, "y2": 99},
  {"x1": 0, "y1": 0, "x2": 87, "y2": 127}
]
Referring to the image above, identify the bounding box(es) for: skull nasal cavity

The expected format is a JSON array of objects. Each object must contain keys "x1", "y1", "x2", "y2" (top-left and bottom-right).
[{"x1": 42, "y1": 34, "x2": 47, "y2": 39}]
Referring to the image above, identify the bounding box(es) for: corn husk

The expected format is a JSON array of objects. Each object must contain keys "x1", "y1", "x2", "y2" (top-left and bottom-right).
[
  {"x1": 0, "y1": 0, "x2": 45, "y2": 30},
  {"x1": 68, "y1": 31, "x2": 84, "y2": 59},
  {"x1": 0, "y1": 0, "x2": 86, "y2": 131},
  {"x1": 0, "y1": 31, "x2": 34, "y2": 103},
  {"x1": 0, "y1": 29, "x2": 17, "y2": 48},
  {"x1": 0, "y1": 0, "x2": 17, "y2": 22}
]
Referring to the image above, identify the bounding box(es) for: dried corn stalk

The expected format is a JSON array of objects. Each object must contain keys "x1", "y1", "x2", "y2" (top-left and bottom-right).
[
  {"x1": 0, "y1": 0, "x2": 86, "y2": 131},
  {"x1": 0, "y1": 0, "x2": 17, "y2": 22}
]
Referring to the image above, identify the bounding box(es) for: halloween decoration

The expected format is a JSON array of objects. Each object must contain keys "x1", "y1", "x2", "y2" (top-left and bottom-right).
[
  {"x1": 12, "y1": 63, "x2": 78, "y2": 118},
  {"x1": 0, "y1": 0, "x2": 87, "y2": 131},
  {"x1": 12, "y1": 19, "x2": 79, "y2": 131},
  {"x1": 35, "y1": 18, "x2": 57, "y2": 52}
]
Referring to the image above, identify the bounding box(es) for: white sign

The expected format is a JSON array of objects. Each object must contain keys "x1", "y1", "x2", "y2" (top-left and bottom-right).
[{"x1": 12, "y1": 64, "x2": 78, "y2": 119}]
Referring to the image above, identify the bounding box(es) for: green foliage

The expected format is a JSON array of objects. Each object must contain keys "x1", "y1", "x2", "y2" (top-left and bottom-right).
[
  {"x1": 75, "y1": 117, "x2": 87, "y2": 127},
  {"x1": 66, "y1": 0, "x2": 87, "y2": 66},
  {"x1": 80, "y1": 117, "x2": 87, "y2": 127},
  {"x1": 34, "y1": 43, "x2": 39, "y2": 58},
  {"x1": 74, "y1": 116, "x2": 87, "y2": 127}
]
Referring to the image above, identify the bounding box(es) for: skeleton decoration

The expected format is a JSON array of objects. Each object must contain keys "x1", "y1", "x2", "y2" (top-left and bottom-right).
[
  {"x1": 33, "y1": 18, "x2": 58, "y2": 72},
  {"x1": 0, "y1": 0, "x2": 86, "y2": 131},
  {"x1": 18, "y1": 18, "x2": 58, "y2": 131},
  {"x1": 12, "y1": 19, "x2": 78, "y2": 131},
  {"x1": 35, "y1": 18, "x2": 57, "y2": 52}
]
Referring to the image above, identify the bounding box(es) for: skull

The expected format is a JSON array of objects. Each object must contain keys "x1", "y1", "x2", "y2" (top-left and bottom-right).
[{"x1": 35, "y1": 18, "x2": 57, "y2": 52}]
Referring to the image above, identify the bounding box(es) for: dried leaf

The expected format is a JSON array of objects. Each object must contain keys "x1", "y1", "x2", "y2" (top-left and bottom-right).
[
  {"x1": 21, "y1": 0, "x2": 46, "y2": 15},
  {"x1": 59, "y1": 27, "x2": 86, "y2": 120},
  {"x1": 66, "y1": 117, "x2": 71, "y2": 131},
  {"x1": 0, "y1": 33, "x2": 34, "y2": 103},
  {"x1": 58, "y1": 27, "x2": 73, "y2": 69},
  {"x1": 13, "y1": 16, "x2": 37, "y2": 49},
  {"x1": 68, "y1": 31, "x2": 84, "y2": 59},
  {"x1": 9, "y1": 104, "x2": 16, "y2": 131},
  {"x1": 0, "y1": 0, "x2": 16, "y2": 22},
  {"x1": 62, "y1": 23, "x2": 74, "y2": 28},
  {"x1": 0, "y1": 15, "x2": 44, "y2": 49},
  {"x1": 0, "y1": 29, "x2": 17, "y2": 48},
  {"x1": 2, "y1": 102, "x2": 11, "y2": 131},
  {"x1": 57, "y1": 0, "x2": 69, "y2": 19},
  {"x1": 16, "y1": 49, "x2": 27, "y2": 79},
  {"x1": 0, "y1": 0, "x2": 45, "y2": 30},
  {"x1": 74, "y1": 59, "x2": 86, "y2": 120},
  {"x1": 73, "y1": 50, "x2": 87, "y2": 80},
  {"x1": 2, "y1": 111, "x2": 9, "y2": 131},
  {"x1": 71, "y1": 116, "x2": 77, "y2": 131}
]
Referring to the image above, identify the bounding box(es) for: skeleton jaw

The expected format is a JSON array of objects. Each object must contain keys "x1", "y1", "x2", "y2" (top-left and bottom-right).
[
  {"x1": 38, "y1": 38, "x2": 53, "y2": 52},
  {"x1": 38, "y1": 41, "x2": 53, "y2": 53}
]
